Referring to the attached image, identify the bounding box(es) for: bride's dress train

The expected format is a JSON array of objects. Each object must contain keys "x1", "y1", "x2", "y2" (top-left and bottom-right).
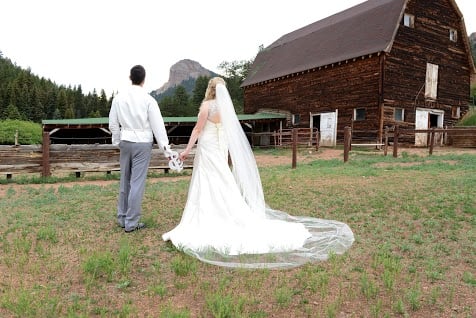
[{"x1": 162, "y1": 121, "x2": 354, "y2": 268}]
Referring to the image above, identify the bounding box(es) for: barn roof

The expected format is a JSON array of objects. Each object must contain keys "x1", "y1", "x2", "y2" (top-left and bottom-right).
[{"x1": 242, "y1": 0, "x2": 475, "y2": 87}]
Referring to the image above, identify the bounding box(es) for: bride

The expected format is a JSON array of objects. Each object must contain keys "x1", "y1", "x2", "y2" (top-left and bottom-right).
[{"x1": 162, "y1": 77, "x2": 354, "y2": 268}]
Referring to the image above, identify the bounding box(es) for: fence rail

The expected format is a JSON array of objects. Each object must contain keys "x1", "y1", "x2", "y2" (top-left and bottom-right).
[
  {"x1": 269, "y1": 128, "x2": 319, "y2": 148},
  {"x1": 0, "y1": 143, "x2": 194, "y2": 179},
  {"x1": 343, "y1": 126, "x2": 476, "y2": 161}
]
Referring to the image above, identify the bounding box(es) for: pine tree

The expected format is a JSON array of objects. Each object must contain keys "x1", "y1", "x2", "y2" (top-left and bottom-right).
[
  {"x1": 173, "y1": 86, "x2": 191, "y2": 116},
  {"x1": 191, "y1": 76, "x2": 210, "y2": 112}
]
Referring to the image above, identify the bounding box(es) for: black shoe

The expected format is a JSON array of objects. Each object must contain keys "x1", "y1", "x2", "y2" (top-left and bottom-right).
[{"x1": 125, "y1": 223, "x2": 145, "y2": 233}]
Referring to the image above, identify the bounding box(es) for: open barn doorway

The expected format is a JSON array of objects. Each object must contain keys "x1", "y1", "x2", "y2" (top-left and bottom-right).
[{"x1": 310, "y1": 110, "x2": 338, "y2": 147}]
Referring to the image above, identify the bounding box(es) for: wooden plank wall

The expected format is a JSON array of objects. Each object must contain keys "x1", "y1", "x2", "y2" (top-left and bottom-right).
[
  {"x1": 384, "y1": 0, "x2": 471, "y2": 127},
  {"x1": 244, "y1": 56, "x2": 382, "y2": 141}
]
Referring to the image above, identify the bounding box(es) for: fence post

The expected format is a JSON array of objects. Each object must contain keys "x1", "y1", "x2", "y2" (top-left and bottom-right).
[
  {"x1": 292, "y1": 128, "x2": 297, "y2": 169},
  {"x1": 42, "y1": 132, "x2": 51, "y2": 177},
  {"x1": 384, "y1": 126, "x2": 388, "y2": 156},
  {"x1": 429, "y1": 128, "x2": 435, "y2": 156},
  {"x1": 315, "y1": 130, "x2": 320, "y2": 151},
  {"x1": 343, "y1": 126, "x2": 351, "y2": 162},
  {"x1": 393, "y1": 125, "x2": 399, "y2": 158},
  {"x1": 14, "y1": 130, "x2": 19, "y2": 147}
]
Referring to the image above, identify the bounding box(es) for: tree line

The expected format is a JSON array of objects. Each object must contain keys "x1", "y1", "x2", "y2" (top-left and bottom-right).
[
  {"x1": 0, "y1": 50, "x2": 253, "y2": 123},
  {"x1": 0, "y1": 51, "x2": 112, "y2": 122}
]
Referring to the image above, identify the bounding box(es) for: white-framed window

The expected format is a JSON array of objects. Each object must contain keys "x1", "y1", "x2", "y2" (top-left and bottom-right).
[
  {"x1": 403, "y1": 13, "x2": 415, "y2": 28},
  {"x1": 354, "y1": 108, "x2": 366, "y2": 121},
  {"x1": 425, "y1": 63, "x2": 439, "y2": 99},
  {"x1": 394, "y1": 108, "x2": 405, "y2": 121},
  {"x1": 292, "y1": 114, "x2": 300, "y2": 125},
  {"x1": 449, "y1": 28, "x2": 458, "y2": 42}
]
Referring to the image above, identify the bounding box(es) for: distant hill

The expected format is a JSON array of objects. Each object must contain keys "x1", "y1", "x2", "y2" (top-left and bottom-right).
[{"x1": 151, "y1": 59, "x2": 218, "y2": 102}]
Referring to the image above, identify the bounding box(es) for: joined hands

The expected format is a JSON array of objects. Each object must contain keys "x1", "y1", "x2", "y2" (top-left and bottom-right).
[{"x1": 163, "y1": 145, "x2": 183, "y2": 172}]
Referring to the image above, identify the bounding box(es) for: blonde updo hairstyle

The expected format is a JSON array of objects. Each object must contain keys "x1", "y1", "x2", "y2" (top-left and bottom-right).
[{"x1": 203, "y1": 77, "x2": 226, "y2": 101}]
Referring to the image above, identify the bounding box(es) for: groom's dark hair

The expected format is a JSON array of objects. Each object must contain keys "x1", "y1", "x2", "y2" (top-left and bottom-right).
[{"x1": 130, "y1": 65, "x2": 146, "y2": 85}]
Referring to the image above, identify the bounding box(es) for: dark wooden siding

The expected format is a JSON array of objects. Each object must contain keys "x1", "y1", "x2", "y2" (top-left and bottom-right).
[
  {"x1": 383, "y1": 0, "x2": 471, "y2": 128},
  {"x1": 244, "y1": 56, "x2": 382, "y2": 139}
]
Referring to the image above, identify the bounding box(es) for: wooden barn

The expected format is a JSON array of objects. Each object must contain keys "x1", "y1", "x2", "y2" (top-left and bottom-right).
[{"x1": 242, "y1": 0, "x2": 476, "y2": 146}]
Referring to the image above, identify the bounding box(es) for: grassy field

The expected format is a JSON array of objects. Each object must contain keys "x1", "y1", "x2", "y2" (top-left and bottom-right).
[{"x1": 0, "y1": 148, "x2": 475, "y2": 317}]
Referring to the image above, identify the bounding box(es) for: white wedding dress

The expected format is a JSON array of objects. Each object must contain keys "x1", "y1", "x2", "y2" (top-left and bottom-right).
[{"x1": 162, "y1": 86, "x2": 354, "y2": 268}]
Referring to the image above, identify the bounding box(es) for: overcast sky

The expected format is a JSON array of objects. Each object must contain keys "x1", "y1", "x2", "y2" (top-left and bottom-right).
[{"x1": 1, "y1": 0, "x2": 475, "y2": 96}]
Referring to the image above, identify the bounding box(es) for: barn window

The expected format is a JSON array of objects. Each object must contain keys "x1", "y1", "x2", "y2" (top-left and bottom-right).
[
  {"x1": 451, "y1": 106, "x2": 460, "y2": 119},
  {"x1": 394, "y1": 108, "x2": 405, "y2": 121},
  {"x1": 354, "y1": 108, "x2": 366, "y2": 121},
  {"x1": 449, "y1": 28, "x2": 458, "y2": 42},
  {"x1": 425, "y1": 63, "x2": 439, "y2": 99},
  {"x1": 403, "y1": 13, "x2": 414, "y2": 28},
  {"x1": 292, "y1": 114, "x2": 300, "y2": 125}
]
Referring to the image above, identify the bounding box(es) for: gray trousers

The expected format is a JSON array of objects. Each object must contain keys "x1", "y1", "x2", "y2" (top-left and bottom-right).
[{"x1": 117, "y1": 141, "x2": 153, "y2": 230}]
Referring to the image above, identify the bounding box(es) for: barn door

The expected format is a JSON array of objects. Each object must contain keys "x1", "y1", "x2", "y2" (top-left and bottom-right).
[
  {"x1": 415, "y1": 108, "x2": 444, "y2": 146},
  {"x1": 311, "y1": 110, "x2": 337, "y2": 147},
  {"x1": 415, "y1": 109, "x2": 429, "y2": 146}
]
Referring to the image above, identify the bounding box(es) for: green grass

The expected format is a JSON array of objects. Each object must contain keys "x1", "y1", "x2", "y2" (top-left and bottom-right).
[
  {"x1": 457, "y1": 105, "x2": 476, "y2": 126},
  {"x1": 0, "y1": 149, "x2": 475, "y2": 317},
  {"x1": 0, "y1": 119, "x2": 42, "y2": 145}
]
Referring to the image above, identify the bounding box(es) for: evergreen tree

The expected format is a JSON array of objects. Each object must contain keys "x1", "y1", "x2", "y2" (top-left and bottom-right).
[
  {"x1": 73, "y1": 85, "x2": 85, "y2": 118},
  {"x1": 42, "y1": 86, "x2": 57, "y2": 119},
  {"x1": 98, "y1": 89, "x2": 110, "y2": 117},
  {"x1": 159, "y1": 95, "x2": 174, "y2": 117},
  {"x1": 218, "y1": 60, "x2": 254, "y2": 114},
  {"x1": 56, "y1": 89, "x2": 68, "y2": 119},
  {"x1": 64, "y1": 106, "x2": 75, "y2": 119},
  {"x1": 30, "y1": 87, "x2": 45, "y2": 122},
  {"x1": 173, "y1": 85, "x2": 191, "y2": 116},
  {"x1": 5, "y1": 104, "x2": 22, "y2": 120},
  {"x1": 191, "y1": 76, "x2": 210, "y2": 112}
]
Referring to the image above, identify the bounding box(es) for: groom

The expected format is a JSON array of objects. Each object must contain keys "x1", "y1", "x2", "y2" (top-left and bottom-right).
[{"x1": 109, "y1": 65, "x2": 174, "y2": 233}]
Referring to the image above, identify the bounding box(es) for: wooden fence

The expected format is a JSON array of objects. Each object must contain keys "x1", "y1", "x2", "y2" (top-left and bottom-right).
[
  {"x1": 2, "y1": 127, "x2": 475, "y2": 177},
  {"x1": 248, "y1": 129, "x2": 320, "y2": 150},
  {"x1": 343, "y1": 126, "x2": 476, "y2": 162},
  {"x1": 0, "y1": 135, "x2": 194, "y2": 179}
]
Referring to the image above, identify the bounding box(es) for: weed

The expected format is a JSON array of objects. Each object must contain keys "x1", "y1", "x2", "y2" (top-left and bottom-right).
[
  {"x1": 82, "y1": 251, "x2": 114, "y2": 282},
  {"x1": 205, "y1": 293, "x2": 244, "y2": 317},
  {"x1": 170, "y1": 254, "x2": 197, "y2": 277}
]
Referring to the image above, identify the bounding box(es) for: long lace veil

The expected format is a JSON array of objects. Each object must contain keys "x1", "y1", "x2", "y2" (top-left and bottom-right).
[{"x1": 216, "y1": 83, "x2": 265, "y2": 216}]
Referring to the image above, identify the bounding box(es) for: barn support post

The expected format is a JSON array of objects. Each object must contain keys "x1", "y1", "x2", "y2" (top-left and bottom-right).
[
  {"x1": 378, "y1": 53, "x2": 387, "y2": 146},
  {"x1": 42, "y1": 132, "x2": 51, "y2": 177},
  {"x1": 343, "y1": 126, "x2": 351, "y2": 162},
  {"x1": 384, "y1": 126, "x2": 389, "y2": 156},
  {"x1": 429, "y1": 128, "x2": 435, "y2": 156},
  {"x1": 292, "y1": 128, "x2": 297, "y2": 169},
  {"x1": 393, "y1": 125, "x2": 399, "y2": 158}
]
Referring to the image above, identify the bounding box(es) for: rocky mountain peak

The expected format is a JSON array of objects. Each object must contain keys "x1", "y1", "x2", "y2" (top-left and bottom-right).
[{"x1": 153, "y1": 59, "x2": 214, "y2": 95}]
